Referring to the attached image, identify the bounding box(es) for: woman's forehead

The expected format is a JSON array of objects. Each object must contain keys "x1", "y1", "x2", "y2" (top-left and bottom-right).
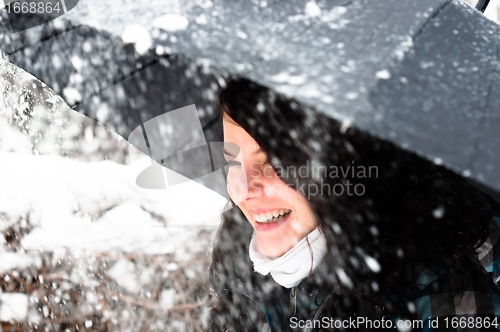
[{"x1": 223, "y1": 119, "x2": 264, "y2": 157}]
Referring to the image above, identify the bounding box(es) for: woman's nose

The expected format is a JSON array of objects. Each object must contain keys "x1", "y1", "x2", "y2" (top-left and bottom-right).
[
  {"x1": 227, "y1": 162, "x2": 265, "y2": 204},
  {"x1": 245, "y1": 162, "x2": 266, "y2": 199}
]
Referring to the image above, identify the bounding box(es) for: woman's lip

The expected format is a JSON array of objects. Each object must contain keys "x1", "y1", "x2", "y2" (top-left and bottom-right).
[
  {"x1": 253, "y1": 212, "x2": 291, "y2": 232},
  {"x1": 248, "y1": 208, "x2": 289, "y2": 214}
]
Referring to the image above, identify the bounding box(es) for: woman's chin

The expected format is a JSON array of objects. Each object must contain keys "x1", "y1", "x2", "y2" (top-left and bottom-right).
[
  {"x1": 256, "y1": 235, "x2": 295, "y2": 258},
  {"x1": 257, "y1": 244, "x2": 287, "y2": 259}
]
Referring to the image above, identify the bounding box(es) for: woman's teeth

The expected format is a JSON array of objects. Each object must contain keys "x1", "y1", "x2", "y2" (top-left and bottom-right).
[{"x1": 253, "y1": 209, "x2": 291, "y2": 223}]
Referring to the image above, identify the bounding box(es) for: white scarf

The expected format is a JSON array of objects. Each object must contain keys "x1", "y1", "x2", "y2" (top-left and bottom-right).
[{"x1": 248, "y1": 227, "x2": 328, "y2": 288}]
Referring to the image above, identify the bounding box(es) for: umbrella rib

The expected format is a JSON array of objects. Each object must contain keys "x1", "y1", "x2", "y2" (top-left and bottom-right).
[
  {"x1": 3, "y1": 23, "x2": 82, "y2": 56},
  {"x1": 206, "y1": 141, "x2": 215, "y2": 172},
  {"x1": 412, "y1": 1, "x2": 452, "y2": 40},
  {"x1": 140, "y1": 123, "x2": 151, "y2": 151},
  {"x1": 476, "y1": 0, "x2": 491, "y2": 12},
  {"x1": 70, "y1": 56, "x2": 163, "y2": 112},
  {"x1": 201, "y1": 117, "x2": 221, "y2": 135}
]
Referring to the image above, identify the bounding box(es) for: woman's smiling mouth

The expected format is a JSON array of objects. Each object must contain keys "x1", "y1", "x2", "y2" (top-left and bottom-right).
[{"x1": 251, "y1": 209, "x2": 292, "y2": 223}]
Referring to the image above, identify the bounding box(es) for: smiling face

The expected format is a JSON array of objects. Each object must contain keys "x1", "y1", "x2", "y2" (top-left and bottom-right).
[{"x1": 223, "y1": 114, "x2": 317, "y2": 258}]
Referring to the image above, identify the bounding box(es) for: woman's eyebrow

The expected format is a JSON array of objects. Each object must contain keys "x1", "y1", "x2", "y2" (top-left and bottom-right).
[{"x1": 251, "y1": 148, "x2": 264, "y2": 156}]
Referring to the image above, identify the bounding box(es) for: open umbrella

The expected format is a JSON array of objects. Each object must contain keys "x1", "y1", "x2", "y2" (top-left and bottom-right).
[{"x1": 1, "y1": 0, "x2": 500, "y2": 195}]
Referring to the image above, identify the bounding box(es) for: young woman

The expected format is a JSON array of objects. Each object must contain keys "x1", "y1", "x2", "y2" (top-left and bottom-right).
[{"x1": 207, "y1": 78, "x2": 500, "y2": 331}]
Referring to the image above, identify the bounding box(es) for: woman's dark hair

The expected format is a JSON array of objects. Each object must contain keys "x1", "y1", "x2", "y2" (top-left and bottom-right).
[{"x1": 207, "y1": 77, "x2": 496, "y2": 331}]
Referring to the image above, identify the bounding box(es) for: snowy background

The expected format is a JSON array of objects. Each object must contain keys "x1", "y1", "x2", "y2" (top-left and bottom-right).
[
  {"x1": 0, "y1": 0, "x2": 499, "y2": 331},
  {"x1": 0, "y1": 59, "x2": 228, "y2": 331}
]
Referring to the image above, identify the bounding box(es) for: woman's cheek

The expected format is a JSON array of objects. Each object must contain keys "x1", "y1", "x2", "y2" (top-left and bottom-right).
[
  {"x1": 226, "y1": 168, "x2": 248, "y2": 205},
  {"x1": 262, "y1": 179, "x2": 293, "y2": 198},
  {"x1": 263, "y1": 180, "x2": 285, "y2": 197}
]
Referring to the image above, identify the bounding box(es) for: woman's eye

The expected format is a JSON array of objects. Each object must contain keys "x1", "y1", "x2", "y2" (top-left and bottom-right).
[{"x1": 262, "y1": 159, "x2": 275, "y2": 169}]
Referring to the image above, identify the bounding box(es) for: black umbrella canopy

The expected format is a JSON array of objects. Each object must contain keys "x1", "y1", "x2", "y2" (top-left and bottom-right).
[{"x1": 2, "y1": 0, "x2": 500, "y2": 192}]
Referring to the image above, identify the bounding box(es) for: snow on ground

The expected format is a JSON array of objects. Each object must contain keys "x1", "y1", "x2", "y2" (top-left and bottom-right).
[
  {"x1": 0, "y1": 293, "x2": 28, "y2": 321},
  {"x1": 0, "y1": 253, "x2": 38, "y2": 274},
  {"x1": 0, "y1": 151, "x2": 226, "y2": 257},
  {"x1": 0, "y1": 56, "x2": 226, "y2": 330}
]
